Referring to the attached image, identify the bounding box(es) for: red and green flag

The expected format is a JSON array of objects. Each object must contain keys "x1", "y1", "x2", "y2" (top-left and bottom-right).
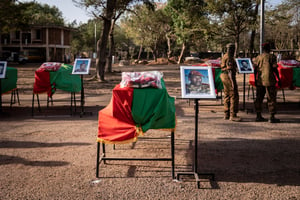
[
  {"x1": 98, "y1": 79, "x2": 176, "y2": 144},
  {"x1": 33, "y1": 63, "x2": 81, "y2": 96}
]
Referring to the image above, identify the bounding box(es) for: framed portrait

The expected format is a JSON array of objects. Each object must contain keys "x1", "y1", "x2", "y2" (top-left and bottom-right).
[
  {"x1": 235, "y1": 58, "x2": 254, "y2": 74},
  {"x1": 72, "y1": 58, "x2": 91, "y2": 75},
  {"x1": 180, "y1": 66, "x2": 216, "y2": 99},
  {"x1": 0, "y1": 61, "x2": 7, "y2": 79}
]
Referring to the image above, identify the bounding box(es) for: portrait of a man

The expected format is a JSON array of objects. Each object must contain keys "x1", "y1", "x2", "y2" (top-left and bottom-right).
[
  {"x1": 72, "y1": 58, "x2": 91, "y2": 75},
  {"x1": 180, "y1": 66, "x2": 216, "y2": 99},
  {"x1": 0, "y1": 61, "x2": 7, "y2": 79},
  {"x1": 236, "y1": 58, "x2": 254, "y2": 74}
]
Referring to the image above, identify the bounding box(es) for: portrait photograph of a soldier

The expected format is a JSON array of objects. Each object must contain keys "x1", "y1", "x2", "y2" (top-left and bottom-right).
[{"x1": 180, "y1": 66, "x2": 216, "y2": 99}]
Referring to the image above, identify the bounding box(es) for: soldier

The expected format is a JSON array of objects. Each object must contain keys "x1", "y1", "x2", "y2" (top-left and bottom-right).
[
  {"x1": 253, "y1": 43, "x2": 281, "y2": 123},
  {"x1": 186, "y1": 70, "x2": 204, "y2": 94},
  {"x1": 220, "y1": 43, "x2": 241, "y2": 122}
]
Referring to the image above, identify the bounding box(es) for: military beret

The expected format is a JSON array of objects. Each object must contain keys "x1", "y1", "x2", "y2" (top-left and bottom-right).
[{"x1": 189, "y1": 70, "x2": 203, "y2": 77}]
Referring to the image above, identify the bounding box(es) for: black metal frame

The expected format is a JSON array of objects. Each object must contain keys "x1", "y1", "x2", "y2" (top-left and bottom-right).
[
  {"x1": 78, "y1": 74, "x2": 92, "y2": 117},
  {"x1": 176, "y1": 99, "x2": 215, "y2": 188},
  {"x1": 0, "y1": 79, "x2": 2, "y2": 113},
  {"x1": 10, "y1": 88, "x2": 20, "y2": 107},
  {"x1": 0, "y1": 79, "x2": 20, "y2": 113},
  {"x1": 96, "y1": 131, "x2": 175, "y2": 179},
  {"x1": 31, "y1": 92, "x2": 77, "y2": 116}
]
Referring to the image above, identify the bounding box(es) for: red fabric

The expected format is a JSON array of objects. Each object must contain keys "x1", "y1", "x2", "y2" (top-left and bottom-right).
[
  {"x1": 277, "y1": 63, "x2": 295, "y2": 89},
  {"x1": 249, "y1": 62, "x2": 295, "y2": 90},
  {"x1": 98, "y1": 85, "x2": 137, "y2": 143},
  {"x1": 33, "y1": 68, "x2": 52, "y2": 96}
]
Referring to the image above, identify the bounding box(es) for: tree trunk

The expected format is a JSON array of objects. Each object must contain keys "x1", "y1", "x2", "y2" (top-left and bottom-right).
[
  {"x1": 249, "y1": 1, "x2": 259, "y2": 58},
  {"x1": 177, "y1": 42, "x2": 185, "y2": 64},
  {"x1": 166, "y1": 33, "x2": 172, "y2": 59},
  {"x1": 235, "y1": 33, "x2": 240, "y2": 58},
  {"x1": 95, "y1": 0, "x2": 116, "y2": 81},
  {"x1": 106, "y1": 19, "x2": 115, "y2": 73},
  {"x1": 137, "y1": 44, "x2": 143, "y2": 61}
]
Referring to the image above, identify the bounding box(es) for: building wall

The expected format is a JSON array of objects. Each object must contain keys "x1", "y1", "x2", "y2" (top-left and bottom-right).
[{"x1": 0, "y1": 25, "x2": 72, "y2": 62}]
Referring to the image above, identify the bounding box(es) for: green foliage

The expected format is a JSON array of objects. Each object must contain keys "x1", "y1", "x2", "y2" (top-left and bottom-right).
[
  {"x1": 71, "y1": 20, "x2": 103, "y2": 53},
  {"x1": 165, "y1": 0, "x2": 208, "y2": 52},
  {"x1": 265, "y1": 0, "x2": 300, "y2": 50},
  {"x1": 23, "y1": 2, "x2": 65, "y2": 25},
  {"x1": 0, "y1": 0, "x2": 31, "y2": 32},
  {"x1": 122, "y1": 5, "x2": 170, "y2": 56}
]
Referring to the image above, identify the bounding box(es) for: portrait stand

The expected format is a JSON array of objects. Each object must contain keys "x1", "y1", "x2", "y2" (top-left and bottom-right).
[
  {"x1": 0, "y1": 79, "x2": 2, "y2": 113},
  {"x1": 176, "y1": 99, "x2": 215, "y2": 188},
  {"x1": 235, "y1": 58, "x2": 254, "y2": 112},
  {"x1": 79, "y1": 74, "x2": 92, "y2": 117},
  {"x1": 241, "y1": 74, "x2": 246, "y2": 111}
]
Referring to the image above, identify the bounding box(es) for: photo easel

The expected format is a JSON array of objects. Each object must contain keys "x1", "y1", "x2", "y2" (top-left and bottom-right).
[
  {"x1": 0, "y1": 79, "x2": 2, "y2": 113},
  {"x1": 176, "y1": 99, "x2": 215, "y2": 188},
  {"x1": 71, "y1": 58, "x2": 92, "y2": 117},
  {"x1": 79, "y1": 74, "x2": 92, "y2": 117}
]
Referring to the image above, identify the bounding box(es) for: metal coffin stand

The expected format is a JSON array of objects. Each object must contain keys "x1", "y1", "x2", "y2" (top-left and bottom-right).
[
  {"x1": 96, "y1": 131, "x2": 175, "y2": 180},
  {"x1": 31, "y1": 92, "x2": 77, "y2": 116}
]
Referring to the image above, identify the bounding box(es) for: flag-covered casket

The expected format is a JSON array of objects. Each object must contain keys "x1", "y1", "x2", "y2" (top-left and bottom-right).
[
  {"x1": 97, "y1": 71, "x2": 176, "y2": 144},
  {"x1": 33, "y1": 62, "x2": 81, "y2": 97}
]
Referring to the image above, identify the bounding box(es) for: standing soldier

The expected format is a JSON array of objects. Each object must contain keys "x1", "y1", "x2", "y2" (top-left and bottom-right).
[
  {"x1": 220, "y1": 43, "x2": 241, "y2": 122},
  {"x1": 253, "y1": 43, "x2": 281, "y2": 123}
]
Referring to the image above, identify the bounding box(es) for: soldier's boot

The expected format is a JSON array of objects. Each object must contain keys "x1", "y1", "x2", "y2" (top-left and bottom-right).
[
  {"x1": 223, "y1": 112, "x2": 230, "y2": 120},
  {"x1": 229, "y1": 113, "x2": 241, "y2": 122},
  {"x1": 268, "y1": 113, "x2": 280, "y2": 123},
  {"x1": 255, "y1": 112, "x2": 267, "y2": 122}
]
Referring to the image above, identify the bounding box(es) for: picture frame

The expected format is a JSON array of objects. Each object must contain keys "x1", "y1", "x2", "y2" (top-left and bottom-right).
[
  {"x1": 0, "y1": 61, "x2": 7, "y2": 79},
  {"x1": 72, "y1": 58, "x2": 91, "y2": 75},
  {"x1": 180, "y1": 66, "x2": 216, "y2": 99},
  {"x1": 235, "y1": 58, "x2": 254, "y2": 74}
]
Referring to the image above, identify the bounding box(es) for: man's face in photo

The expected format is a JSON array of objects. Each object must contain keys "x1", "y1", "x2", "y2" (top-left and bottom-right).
[
  {"x1": 241, "y1": 61, "x2": 248, "y2": 68},
  {"x1": 190, "y1": 74, "x2": 202, "y2": 86}
]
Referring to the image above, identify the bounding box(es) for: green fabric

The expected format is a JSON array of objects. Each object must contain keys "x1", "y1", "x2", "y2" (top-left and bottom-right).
[
  {"x1": 1, "y1": 67, "x2": 17, "y2": 93},
  {"x1": 49, "y1": 64, "x2": 81, "y2": 92},
  {"x1": 131, "y1": 79, "x2": 176, "y2": 133},
  {"x1": 293, "y1": 68, "x2": 300, "y2": 87},
  {"x1": 214, "y1": 68, "x2": 223, "y2": 91}
]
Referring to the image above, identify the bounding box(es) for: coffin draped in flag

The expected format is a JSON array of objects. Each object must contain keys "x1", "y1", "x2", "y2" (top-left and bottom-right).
[
  {"x1": 33, "y1": 62, "x2": 81, "y2": 97},
  {"x1": 97, "y1": 73, "x2": 176, "y2": 144}
]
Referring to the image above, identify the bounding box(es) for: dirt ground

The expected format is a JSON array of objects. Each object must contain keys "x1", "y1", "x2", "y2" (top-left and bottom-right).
[{"x1": 0, "y1": 62, "x2": 299, "y2": 200}]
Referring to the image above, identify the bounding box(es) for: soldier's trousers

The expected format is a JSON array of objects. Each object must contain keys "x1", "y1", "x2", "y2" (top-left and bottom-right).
[
  {"x1": 254, "y1": 85, "x2": 277, "y2": 114},
  {"x1": 220, "y1": 73, "x2": 239, "y2": 115}
]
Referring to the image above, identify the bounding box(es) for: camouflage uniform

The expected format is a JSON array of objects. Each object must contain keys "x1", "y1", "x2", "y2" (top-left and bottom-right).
[
  {"x1": 253, "y1": 52, "x2": 278, "y2": 118},
  {"x1": 220, "y1": 44, "x2": 240, "y2": 121}
]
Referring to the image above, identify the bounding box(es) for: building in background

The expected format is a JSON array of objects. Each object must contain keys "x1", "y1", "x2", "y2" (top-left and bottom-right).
[{"x1": 0, "y1": 25, "x2": 72, "y2": 63}]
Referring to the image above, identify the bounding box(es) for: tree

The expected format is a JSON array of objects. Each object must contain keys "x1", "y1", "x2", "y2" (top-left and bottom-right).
[
  {"x1": 23, "y1": 2, "x2": 65, "y2": 26},
  {"x1": 122, "y1": 4, "x2": 170, "y2": 62},
  {"x1": 71, "y1": 20, "x2": 103, "y2": 57},
  {"x1": 265, "y1": 0, "x2": 300, "y2": 53},
  {"x1": 73, "y1": 0, "x2": 155, "y2": 81},
  {"x1": 165, "y1": 0, "x2": 207, "y2": 63},
  {"x1": 205, "y1": 0, "x2": 256, "y2": 56},
  {"x1": 0, "y1": 1, "x2": 36, "y2": 36}
]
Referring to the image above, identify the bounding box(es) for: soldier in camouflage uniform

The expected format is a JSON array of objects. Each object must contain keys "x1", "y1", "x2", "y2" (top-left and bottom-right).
[
  {"x1": 253, "y1": 43, "x2": 281, "y2": 123},
  {"x1": 220, "y1": 43, "x2": 241, "y2": 122}
]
